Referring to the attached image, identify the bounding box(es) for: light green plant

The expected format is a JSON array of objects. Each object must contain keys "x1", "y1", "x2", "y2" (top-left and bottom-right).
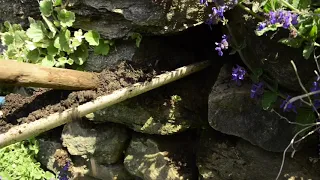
[
  {"x1": 0, "y1": 138, "x2": 55, "y2": 180},
  {"x1": 0, "y1": 0, "x2": 113, "y2": 68}
]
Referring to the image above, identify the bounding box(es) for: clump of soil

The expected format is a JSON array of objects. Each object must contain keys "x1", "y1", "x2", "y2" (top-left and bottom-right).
[{"x1": 0, "y1": 61, "x2": 158, "y2": 133}]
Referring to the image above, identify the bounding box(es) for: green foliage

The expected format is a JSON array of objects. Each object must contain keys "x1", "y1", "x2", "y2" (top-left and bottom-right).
[
  {"x1": 254, "y1": 0, "x2": 320, "y2": 59},
  {"x1": 0, "y1": 0, "x2": 113, "y2": 68},
  {"x1": 130, "y1": 33, "x2": 142, "y2": 48},
  {"x1": 0, "y1": 139, "x2": 55, "y2": 180},
  {"x1": 261, "y1": 90, "x2": 278, "y2": 110}
]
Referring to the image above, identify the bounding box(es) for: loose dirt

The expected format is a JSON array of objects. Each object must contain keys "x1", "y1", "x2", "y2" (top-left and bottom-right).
[{"x1": 0, "y1": 61, "x2": 158, "y2": 133}]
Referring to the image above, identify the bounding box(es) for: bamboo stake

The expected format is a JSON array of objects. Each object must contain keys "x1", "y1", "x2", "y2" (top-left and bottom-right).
[
  {"x1": 0, "y1": 60, "x2": 99, "y2": 90},
  {"x1": 0, "y1": 61, "x2": 211, "y2": 148}
]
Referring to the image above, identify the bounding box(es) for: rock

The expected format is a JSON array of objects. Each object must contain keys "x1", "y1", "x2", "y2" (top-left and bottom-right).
[
  {"x1": 69, "y1": 0, "x2": 206, "y2": 39},
  {"x1": 208, "y1": 64, "x2": 297, "y2": 152},
  {"x1": 226, "y1": 7, "x2": 316, "y2": 92},
  {"x1": 0, "y1": 0, "x2": 40, "y2": 27},
  {"x1": 90, "y1": 61, "x2": 221, "y2": 135},
  {"x1": 124, "y1": 132, "x2": 198, "y2": 180},
  {"x1": 196, "y1": 128, "x2": 320, "y2": 180},
  {"x1": 0, "y1": 0, "x2": 206, "y2": 39},
  {"x1": 61, "y1": 120, "x2": 130, "y2": 165},
  {"x1": 37, "y1": 138, "x2": 72, "y2": 174},
  {"x1": 71, "y1": 156, "x2": 134, "y2": 180},
  {"x1": 84, "y1": 40, "x2": 138, "y2": 72}
]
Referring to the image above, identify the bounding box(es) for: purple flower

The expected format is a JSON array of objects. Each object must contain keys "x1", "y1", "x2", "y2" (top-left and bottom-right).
[
  {"x1": 200, "y1": 0, "x2": 208, "y2": 6},
  {"x1": 251, "y1": 82, "x2": 264, "y2": 98},
  {"x1": 215, "y1": 34, "x2": 229, "y2": 56},
  {"x1": 280, "y1": 95, "x2": 297, "y2": 113},
  {"x1": 232, "y1": 64, "x2": 246, "y2": 85},
  {"x1": 58, "y1": 161, "x2": 70, "y2": 180},
  {"x1": 257, "y1": 10, "x2": 299, "y2": 32},
  {"x1": 258, "y1": 22, "x2": 266, "y2": 31}
]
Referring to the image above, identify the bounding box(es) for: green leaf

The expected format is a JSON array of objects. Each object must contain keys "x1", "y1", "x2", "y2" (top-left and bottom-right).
[
  {"x1": 1, "y1": 32, "x2": 14, "y2": 45},
  {"x1": 278, "y1": 37, "x2": 304, "y2": 48},
  {"x1": 26, "y1": 21, "x2": 45, "y2": 42},
  {"x1": 131, "y1": 33, "x2": 142, "y2": 47},
  {"x1": 309, "y1": 25, "x2": 317, "y2": 40},
  {"x1": 69, "y1": 43, "x2": 88, "y2": 65},
  {"x1": 39, "y1": 0, "x2": 53, "y2": 17},
  {"x1": 41, "y1": 55, "x2": 55, "y2": 67},
  {"x1": 71, "y1": 29, "x2": 83, "y2": 48},
  {"x1": 295, "y1": 108, "x2": 316, "y2": 136},
  {"x1": 255, "y1": 24, "x2": 279, "y2": 36},
  {"x1": 261, "y1": 91, "x2": 278, "y2": 110},
  {"x1": 57, "y1": 9, "x2": 75, "y2": 28},
  {"x1": 47, "y1": 41, "x2": 59, "y2": 56},
  {"x1": 94, "y1": 39, "x2": 110, "y2": 55},
  {"x1": 14, "y1": 30, "x2": 28, "y2": 48},
  {"x1": 55, "y1": 57, "x2": 72, "y2": 67},
  {"x1": 250, "y1": 68, "x2": 263, "y2": 83},
  {"x1": 291, "y1": 0, "x2": 311, "y2": 10},
  {"x1": 54, "y1": 29, "x2": 72, "y2": 53},
  {"x1": 53, "y1": 0, "x2": 62, "y2": 6},
  {"x1": 303, "y1": 43, "x2": 314, "y2": 59},
  {"x1": 27, "y1": 49, "x2": 40, "y2": 63},
  {"x1": 42, "y1": 15, "x2": 57, "y2": 38},
  {"x1": 84, "y1": 30, "x2": 100, "y2": 46}
]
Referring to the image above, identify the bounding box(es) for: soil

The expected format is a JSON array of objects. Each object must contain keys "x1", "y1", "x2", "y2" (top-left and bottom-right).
[{"x1": 0, "y1": 61, "x2": 158, "y2": 133}]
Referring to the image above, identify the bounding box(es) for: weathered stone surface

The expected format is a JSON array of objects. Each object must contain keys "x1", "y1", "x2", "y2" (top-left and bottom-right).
[
  {"x1": 61, "y1": 120, "x2": 129, "y2": 164},
  {"x1": 208, "y1": 64, "x2": 297, "y2": 152},
  {"x1": 90, "y1": 61, "x2": 220, "y2": 135},
  {"x1": 69, "y1": 0, "x2": 205, "y2": 39},
  {"x1": 0, "y1": 0, "x2": 205, "y2": 39},
  {"x1": 196, "y1": 129, "x2": 320, "y2": 180},
  {"x1": 84, "y1": 40, "x2": 137, "y2": 72},
  {"x1": 72, "y1": 156, "x2": 134, "y2": 180},
  {"x1": 37, "y1": 138, "x2": 72, "y2": 174},
  {"x1": 226, "y1": 7, "x2": 316, "y2": 92},
  {"x1": 124, "y1": 132, "x2": 198, "y2": 180},
  {"x1": 0, "y1": 0, "x2": 40, "y2": 26}
]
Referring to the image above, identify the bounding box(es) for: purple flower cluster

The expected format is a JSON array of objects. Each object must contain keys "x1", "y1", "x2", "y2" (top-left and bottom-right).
[
  {"x1": 58, "y1": 161, "x2": 70, "y2": 180},
  {"x1": 258, "y1": 10, "x2": 299, "y2": 31},
  {"x1": 215, "y1": 35, "x2": 229, "y2": 56},
  {"x1": 280, "y1": 95, "x2": 298, "y2": 113},
  {"x1": 232, "y1": 64, "x2": 246, "y2": 85},
  {"x1": 200, "y1": 0, "x2": 238, "y2": 26}
]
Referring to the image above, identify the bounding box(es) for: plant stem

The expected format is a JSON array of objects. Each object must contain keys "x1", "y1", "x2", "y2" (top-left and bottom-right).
[
  {"x1": 279, "y1": 0, "x2": 300, "y2": 13},
  {"x1": 237, "y1": 3, "x2": 265, "y2": 21}
]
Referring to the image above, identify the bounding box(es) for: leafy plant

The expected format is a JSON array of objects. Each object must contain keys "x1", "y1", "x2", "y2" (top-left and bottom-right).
[
  {"x1": 0, "y1": 0, "x2": 113, "y2": 68},
  {"x1": 0, "y1": 138, "x2": 55, "y2": 180}
]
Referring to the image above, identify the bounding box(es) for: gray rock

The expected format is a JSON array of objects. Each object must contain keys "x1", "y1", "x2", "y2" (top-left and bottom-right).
[
  {"x1": 90, "y1": 63, "x2": 218, "y2": 135},
  {"x1": 72, "y1": 156, "x2": 134, "y2": 180},
  {"x1": 0, "y1": 0, "x2": 40, "y2": 27},
  {"x1": 0, "y1": 0, "x2": 205, "y2": 39},
  {"x1": 69, "y1": 0, "x2": 206, "y2": 39},
  {"x1": 208, "y1": 64, "x2": 296, "y2": 152},
  {"x1": 84, "y1": 40, "x2": 137, "y2": 72},
  {"x1": 124, "y1": 132, "x2": 198, "y2": 180},
  {"x1": 37, "y1": 138, "x2": 72, "y2": 174},
  {"x1": 226, "y1": 7, "x2": 316, "y2": 92},
  {"x1": 196, "y1": 129, "x2": 320, "y2": 180},
  {"x1": 61, "y1": 120, "x2": 130, "y2": 164}
]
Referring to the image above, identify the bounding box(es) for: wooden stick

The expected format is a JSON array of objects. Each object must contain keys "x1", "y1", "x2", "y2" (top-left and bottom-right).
[
  {"x1": 0, "y1": 61, "x2": 211, "y2": 148},
  {"x1": 0, "y1": 60, "x2": 99, "y2": 90}
]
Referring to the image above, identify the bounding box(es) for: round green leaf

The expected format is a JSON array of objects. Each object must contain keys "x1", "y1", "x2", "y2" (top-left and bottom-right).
[
  {"x1": 94, "y1": 39, "x2": 110, "y2": 55},
  {"x1": 57, "y1": 9, "x2": 75, "y2": 28},
  {"x1": 84, "y1": 30, "x2": 100, "y2": 46},
  {"x1": 26, "y1": 22, "x2": 45, "y2": 42},
  {"x1": 39, "y1": 0, "x2": 53, "y2": 17}
]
